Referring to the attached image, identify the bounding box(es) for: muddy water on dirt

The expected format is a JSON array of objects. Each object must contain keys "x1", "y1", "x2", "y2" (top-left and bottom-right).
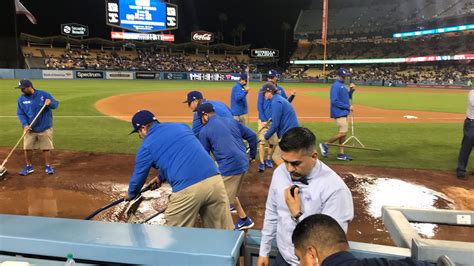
[
  {"x1": 344, "y1": 173, "x2": 473, "y2": 245},
  {"x1": 0, "y1": 187, "x2": 111, "y2": 219}
]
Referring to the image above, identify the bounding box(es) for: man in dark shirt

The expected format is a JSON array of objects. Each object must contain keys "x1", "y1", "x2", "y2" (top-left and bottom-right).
[{"x1": 291, "y1": 214, "x2": 433, "y2": 266}]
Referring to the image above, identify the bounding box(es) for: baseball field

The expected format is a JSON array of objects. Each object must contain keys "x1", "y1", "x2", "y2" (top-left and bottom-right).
[{"x1": 0, "y1": 79, "x2": 472, "y2": 245}]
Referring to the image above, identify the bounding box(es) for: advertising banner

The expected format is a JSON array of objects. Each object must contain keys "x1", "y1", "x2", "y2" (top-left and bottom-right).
[
  {"x1": 162, "y1": 72, "x2": 188, "y2": 80},
  {"x1": 42, "y1": 70, "x2": 74, "y2": 79},
  {"x1": 75, "y1": 71, "x2": 104, "y2": 79},
  {"x1": 106, "y1": 71, "x2": 133, "y2": 79},
  {"x1": 136, "y1": 72, "x2": 157, "y2": 79}
]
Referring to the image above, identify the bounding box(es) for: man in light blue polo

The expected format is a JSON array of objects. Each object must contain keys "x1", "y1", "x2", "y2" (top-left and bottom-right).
[
  {"x1": 258, "y1": 127, "x2": 353, "y2": 266},
  {"x1": 230, "y1": 73, "x2": 249, "y2": 125}
]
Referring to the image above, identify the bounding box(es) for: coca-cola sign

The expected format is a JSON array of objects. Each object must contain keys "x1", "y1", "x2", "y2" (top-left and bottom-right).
[{"x1": 191, "y1": 31, "x2": 214, "y2": 43}]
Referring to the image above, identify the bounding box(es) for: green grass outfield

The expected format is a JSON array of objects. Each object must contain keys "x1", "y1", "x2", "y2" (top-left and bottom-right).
[{"x1": 0, "y1": 79, "x2": 469, "y2": 171}]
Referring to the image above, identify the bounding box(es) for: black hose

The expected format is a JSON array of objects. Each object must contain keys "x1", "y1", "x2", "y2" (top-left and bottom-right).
[
  {"x1": 84, "y1": 198, "x2": 125, "y2": 220},
  {"x1": 84, "y1": 181, "x2": 157, "y2": 220}
]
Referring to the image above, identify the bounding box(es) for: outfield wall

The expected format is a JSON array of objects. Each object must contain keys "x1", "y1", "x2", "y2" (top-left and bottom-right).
[
  {"x1": 0, "y1": 69, "x2": 264, "y2": 82},
  {"x1": 0, "y1": 69, "x2": 470, "y2": 89}
]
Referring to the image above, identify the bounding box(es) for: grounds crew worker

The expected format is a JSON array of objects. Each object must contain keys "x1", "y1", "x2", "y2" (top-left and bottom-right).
[
  {"x1": 257, "y1": 70, "x2": 295, "y2": 172},
  {"x1": 126, "y1": 110, "x2": 233, "y2": 229},
  {"x1": 262, "y1": 83, "x2": 299, "y2": 166},
  {"x1": 197, "y1": 103, "x2": 258, "y2": 230},
  {"x1": 16, "y1": 79, "x2": 59, "y2": 175},
  {"x1": 230, "y1": 73, "x2": 250, "y2": 125},
  {"x1": 258, "y1": 127, "x2": 353, "y2": 266},
  {"x1": 319, "y1": 68, "x2": 355, "y2": 161},
  {"x1": 184, "y1": 90, "x2": 233, "y2": 137}
]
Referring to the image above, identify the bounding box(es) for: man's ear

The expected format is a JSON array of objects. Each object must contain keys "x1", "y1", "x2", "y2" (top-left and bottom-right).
[{"x1": 307, "y1": 246, "x2": 320, "y2": 264}]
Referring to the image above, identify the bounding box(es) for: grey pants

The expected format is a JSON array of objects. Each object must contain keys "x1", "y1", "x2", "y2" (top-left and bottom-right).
[{"x1": 457, "y1": 118, "x2": 474, "y2": 175}]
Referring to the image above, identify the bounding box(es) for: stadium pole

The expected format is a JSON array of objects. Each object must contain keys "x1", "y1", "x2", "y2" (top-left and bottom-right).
[{"x1": 322, "y1": 0, "x2": 328, "y2": 77}]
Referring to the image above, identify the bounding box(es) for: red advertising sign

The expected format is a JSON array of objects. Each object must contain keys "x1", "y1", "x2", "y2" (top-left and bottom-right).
[{"x1": 191, "y1": 31, "x2": 214, "y2": 43}]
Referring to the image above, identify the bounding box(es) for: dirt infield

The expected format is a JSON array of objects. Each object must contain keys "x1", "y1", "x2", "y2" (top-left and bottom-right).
[
  {"x1": 95, "y1": 88, "x2": 464, "y2": 123},
  {"x1": 1, "y1": 148, "x2": 472, "y2": 246}
]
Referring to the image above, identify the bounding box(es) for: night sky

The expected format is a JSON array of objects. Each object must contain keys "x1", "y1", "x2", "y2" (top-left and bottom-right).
[{"x1": 17, "y1": 0, "x2": 312, "y2": 56}]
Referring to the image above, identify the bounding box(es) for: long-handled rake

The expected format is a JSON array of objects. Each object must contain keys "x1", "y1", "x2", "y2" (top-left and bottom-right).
[
  {"x1": 0, "y1": 104, "x2": 48, "y2": 178},
  {"x1": 326, "y1": 113, "x2": 381, "y2": 151}
]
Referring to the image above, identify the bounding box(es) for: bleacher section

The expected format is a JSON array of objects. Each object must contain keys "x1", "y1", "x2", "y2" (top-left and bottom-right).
[
  {"x1": 22, "y1": 46, "x2": 251, "y2": 73},
  {"x1": 295, "y1": 0, "x2": 473, "y2": 36}
]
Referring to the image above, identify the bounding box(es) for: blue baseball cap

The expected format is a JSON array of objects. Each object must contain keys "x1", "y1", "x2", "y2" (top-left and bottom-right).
[
  {"x1": 130, "y1": 110, "x2": 158, "y2": 134},
  {"x1": 183, "y1": 91, "x2": 204, "y2": 104},
  {"x1": 336, "y1": 68, "x2": 351, "y2": 77},
  {"x1": 240, "y1": 73, "x2": 248, "y2": 81},
  {"x1": 15, "y1": 79, "x2": 33, "y2": 89},
  {"x1": 196, "y1": 102, "x2": 215, "y2": 118},
  {"x1": 268, "y1": 69, "x2": 278, "y2": 77},
  {"x1": 261, "y1": 82, "x2": 278, "y2": 94}
]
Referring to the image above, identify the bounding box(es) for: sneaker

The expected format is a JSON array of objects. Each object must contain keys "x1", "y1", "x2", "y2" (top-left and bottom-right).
[
  {"x1": 258, "y1": 162, "x2": 265, "y2": 172},
  {"x1": 319, "y1": 143, "x2": 328, "y2": 158},
  {"x1": 45, "y1": 165, "x2": 54, "y2": 175},
  {"x1": 234, "y1": 217, "x2": 255, "y2": 230},
  {"x1": 265, "y1": 159, "x2": 273, "y2": 168},
  {"x1": 457, "y1": 171, "x2": 467, "y2": 180},
  {"x1": 336, "y1": 153, "x2": 353, "y2": 161},
  {"x1": 19, "y1": 165, "x2": 34, "y2": 176},
  {"x1": 230, "y1": 204, "x2": 237, "y2": 214}
]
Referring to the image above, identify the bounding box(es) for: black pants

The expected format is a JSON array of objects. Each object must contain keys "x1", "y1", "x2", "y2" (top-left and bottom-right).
[
  {"x1": 457, "y1": 118, "x2": 474, "y2": 174},
  {"x1": 274, "y1": 250, "x2": 291, "y2": 266}
]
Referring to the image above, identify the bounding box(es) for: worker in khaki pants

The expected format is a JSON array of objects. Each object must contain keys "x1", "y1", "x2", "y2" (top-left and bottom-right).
[
  {"x1": 125, "y1": 110, "x2": 233, "y2": 230},
  {"x1": 197, "y1": 103, "x2": 258, "y2": 230}
]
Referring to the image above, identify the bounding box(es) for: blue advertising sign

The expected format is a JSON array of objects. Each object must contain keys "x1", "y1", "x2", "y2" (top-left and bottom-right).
[{"x1": 106, "y1": 0, "x2": 178, "y2": 33}]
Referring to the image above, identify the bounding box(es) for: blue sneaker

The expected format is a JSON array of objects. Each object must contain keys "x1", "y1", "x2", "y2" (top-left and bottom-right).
[
  {"x1": 258, "y1": 162, "x2": 265, "y2": 172},
  {"x1": 234, "y1": 217, "x2": 255, "y2": 230},
  {"x1": 230, "y1": 204, "x2": 237, "y2": 214},
  {"x1": 265, "y1": 159, "x2": 273, "y2": 168},
  {"x1": 336, "y1": 153, "x2": 353, "y2": 161},
  {"x1": 45, "y1": 165, "x2": 54, "y2": 175},
  {"x1": 319, "y1": 143, "x2": 328, "y2": 158},
  {"x1": 19, "y1": 165, "x2": 34, "y2": 176}
]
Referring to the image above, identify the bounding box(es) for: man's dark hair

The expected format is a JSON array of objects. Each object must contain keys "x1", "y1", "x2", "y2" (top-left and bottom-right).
[
  {"x1": 292, "y1": 214, "x2": 348, "y2": 251},
  {"x1": 279, "y1": 127, "x2": 316, "y2": 154}
]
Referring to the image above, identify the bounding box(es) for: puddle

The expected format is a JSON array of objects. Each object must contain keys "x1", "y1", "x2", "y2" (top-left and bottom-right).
[
  {"x1": 344, "y1": 174, "x2": 462, "y2": 245},
  {"x1": 0, "y1": 187, "x2": 112, "y2": 219}
]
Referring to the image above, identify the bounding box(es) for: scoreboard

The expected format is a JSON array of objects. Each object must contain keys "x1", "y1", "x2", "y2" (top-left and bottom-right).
[{"x1": 106, "y1": 0, "x2": 178, "y2": 33}]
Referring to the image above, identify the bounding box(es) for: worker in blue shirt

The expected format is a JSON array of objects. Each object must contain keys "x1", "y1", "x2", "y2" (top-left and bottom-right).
[
  {"x1": 292, "y1": 214, "x2": 432, "y2": 266},
  {"x1": 319, "y1": 68, "x2": 355, "y2": 161},
  {"x1": 183, "y1": 90, "x2": 233, "y2": 137},
  {"x1": 230, "y1": 74, "x2": 249, "y2": 125},
  {"x1": 262, "y1": 83, "x2": 299, "y2": 166},
  {"x1": 256, "y1": 70, "x2": 296, "y2": 172},
  {"x1": 126, "y1": 110, "x2": 233, "y2": 230},
  {"x1": 16, "y1": 80, "x2": 59, "y2": 176},
  {"x1": 197, "y1": 103, "x2": 258, "y2": 230}
]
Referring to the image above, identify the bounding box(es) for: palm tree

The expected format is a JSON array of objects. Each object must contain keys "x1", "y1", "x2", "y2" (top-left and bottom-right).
[
  {"x1": 218, "y1": 13, "x2": 228, "y2": 42},
  {"x1": 281, "y1": 22, "x2": 291, "y2": 61},
  {"x1": 236, "y1": 23, "x2": 246, "y2": 45},
  {"x1": 231, "y1": 28, "x2": 238, "y2": 46}
]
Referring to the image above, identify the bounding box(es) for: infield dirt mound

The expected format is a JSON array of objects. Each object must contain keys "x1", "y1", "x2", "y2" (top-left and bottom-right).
[{"x1": 95, "y1": 88, "x2": 464, "y2": 123}]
